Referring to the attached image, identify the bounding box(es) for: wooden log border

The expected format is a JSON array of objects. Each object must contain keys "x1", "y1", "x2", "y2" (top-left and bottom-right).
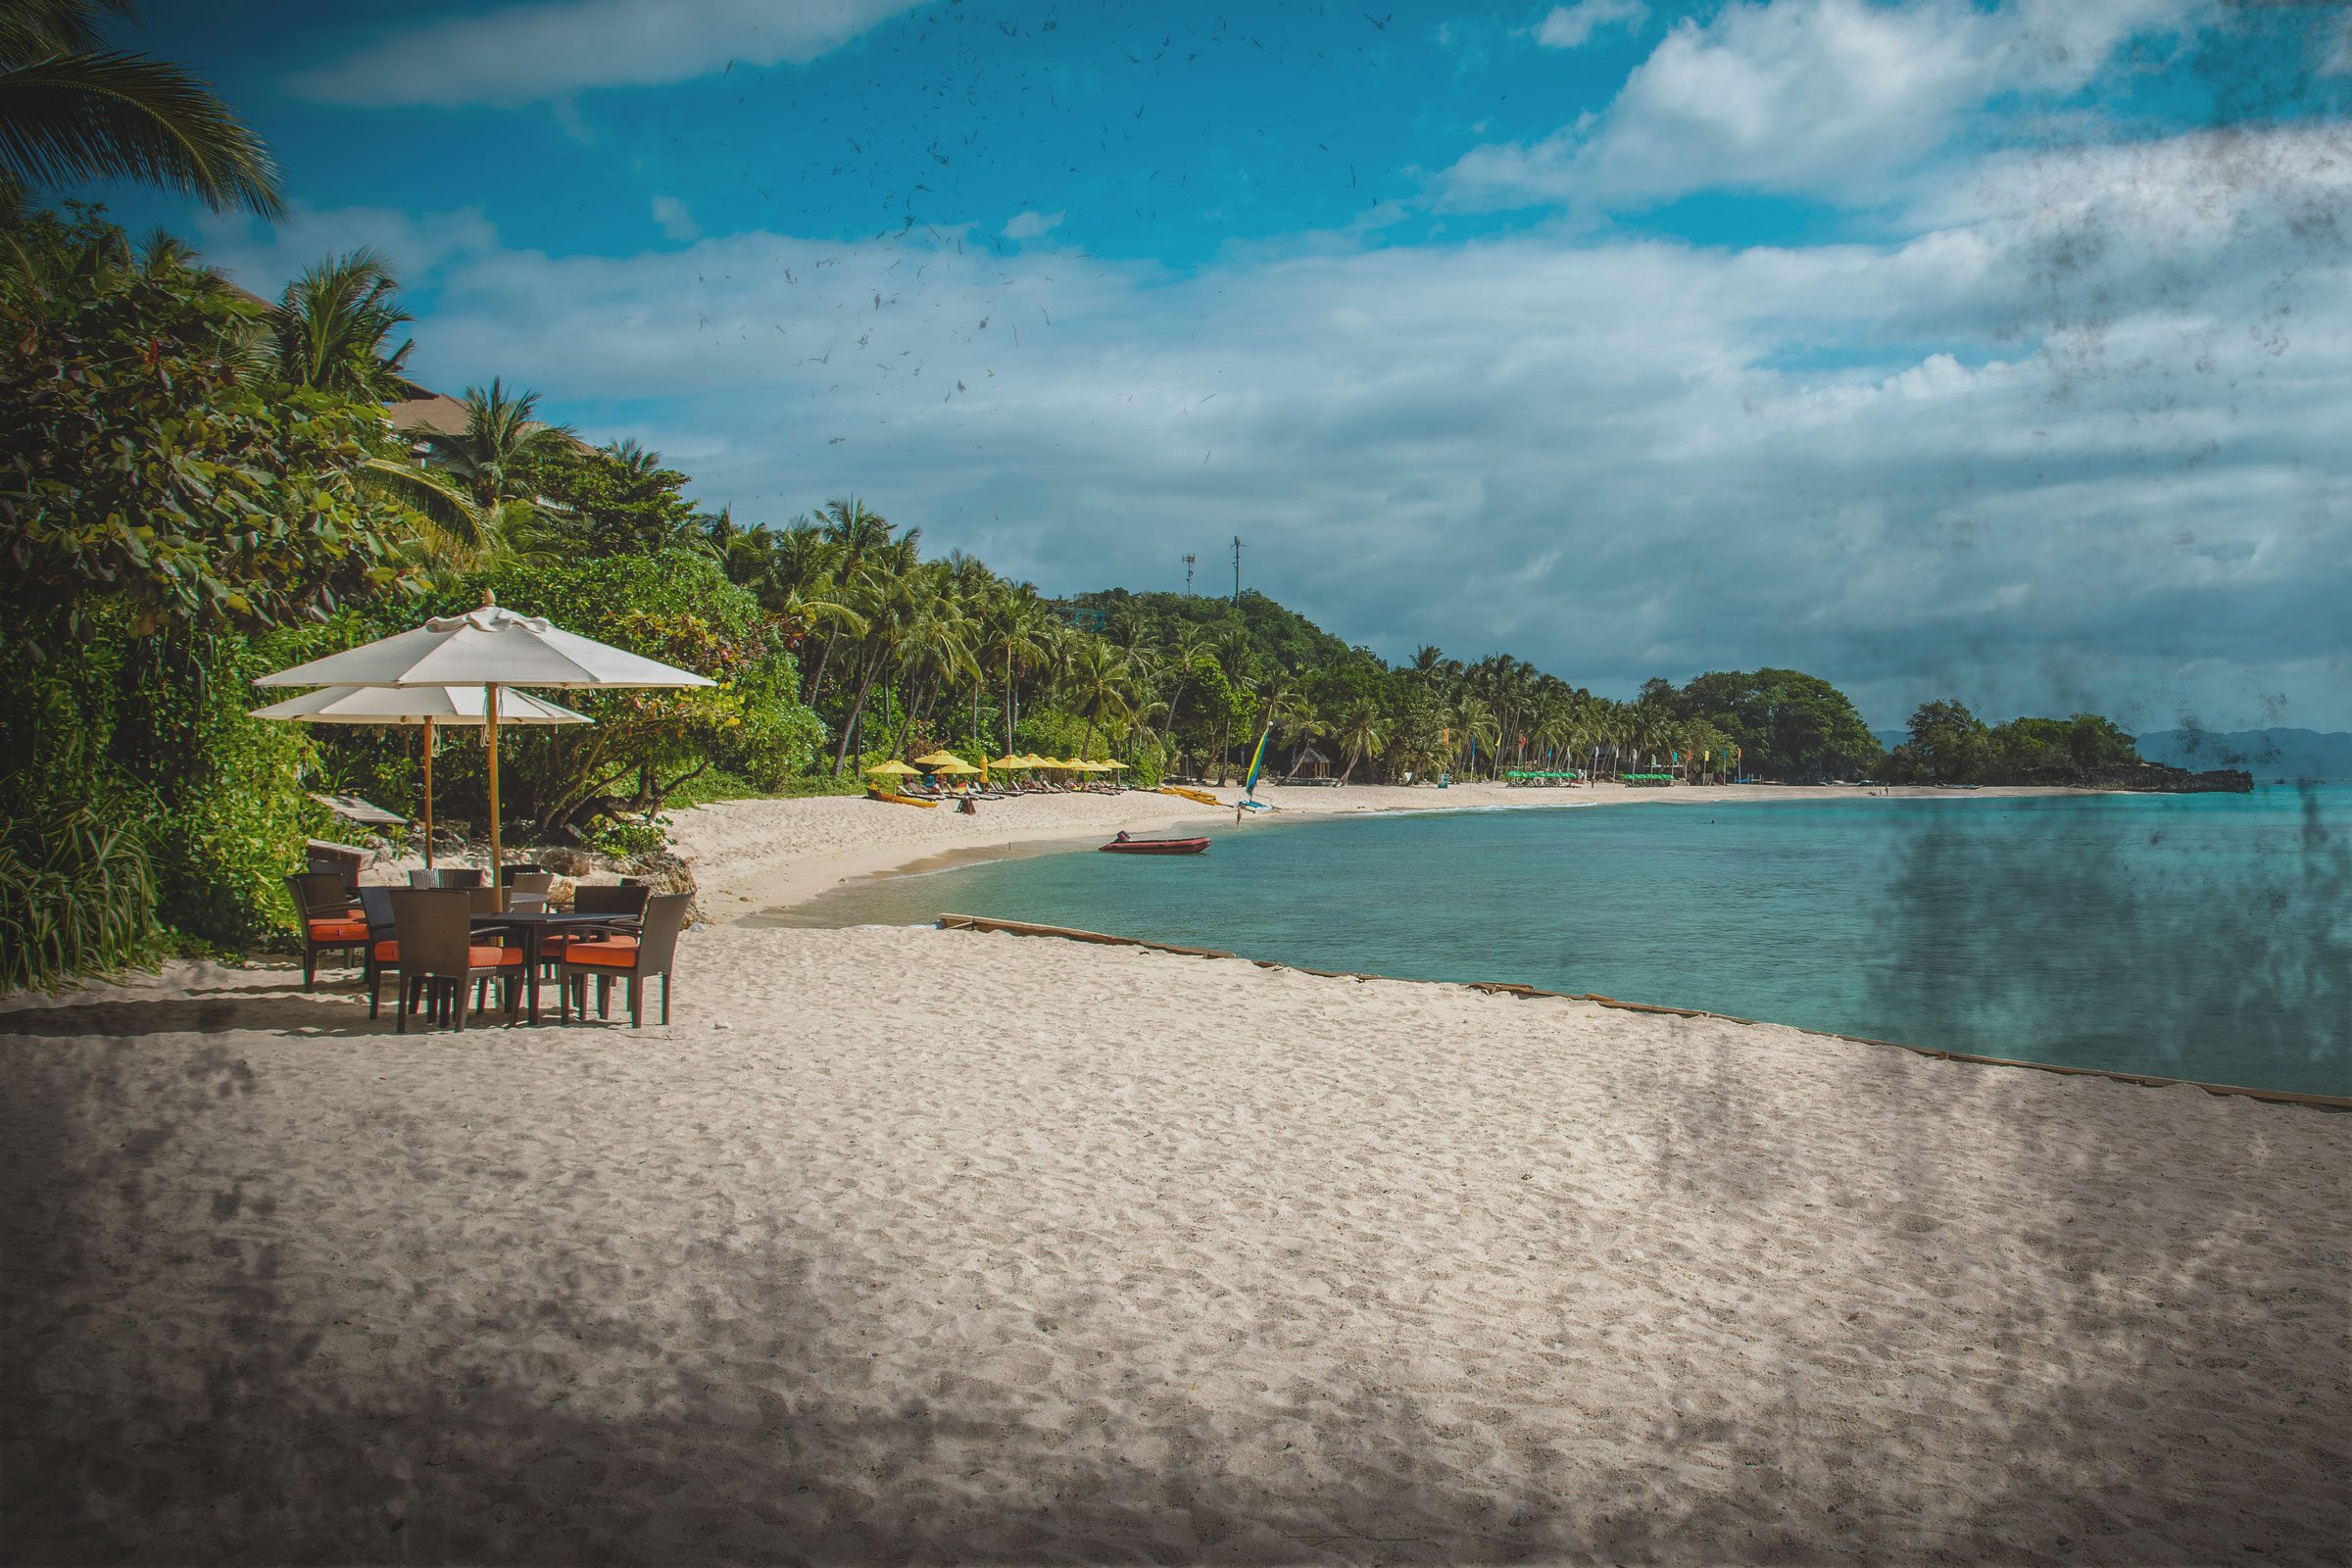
[{"x1": 935, "y1": 912, "x2": 2352, "y2": 1113}]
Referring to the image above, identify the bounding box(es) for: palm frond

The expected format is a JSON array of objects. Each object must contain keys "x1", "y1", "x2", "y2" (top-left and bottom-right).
[
  {"x1": 0, "y1": 48, "x2": 282, "y2": 216},
  {"x1": 348, "y1": 457, "x2": 488, "y2": 561},
  {"x1": 0, "y1": 1, "x2": 138, "y2": 60}
]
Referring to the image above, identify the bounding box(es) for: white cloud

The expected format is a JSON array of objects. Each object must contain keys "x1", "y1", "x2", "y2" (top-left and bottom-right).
[
  {"x1": 1002, "y1": 211, "x2": 1065, "y2": 241},
  {"x1": 1446, "y1": 0, "x2": 2205, "y2": 210},
  {"x1": 652, "y1": 196, "x2": 701, "y2": 243},
  {"x1": 367, "y1": 119, "x2": 2350, "y2": 729},
  {"x1": 1536, "y1": 0, "x2": 1650, "y2": 50},
  {"x1": 284, "y1": 0, "x2": 918, "y2": 109},
  {"x1": 192, "y1": 204, "x2": 500, "y2": 295}
]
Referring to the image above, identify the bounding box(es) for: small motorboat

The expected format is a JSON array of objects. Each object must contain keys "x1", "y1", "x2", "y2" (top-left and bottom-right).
[{"x1": 1100, "y1": 833, "x2": 1210, "y2": 856}]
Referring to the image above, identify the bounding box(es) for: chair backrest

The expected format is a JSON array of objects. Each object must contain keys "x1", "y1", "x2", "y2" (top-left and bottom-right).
[
  {"x1": 357, "y1": 885, "x2": 399, "y2": 944},
  {"x1": 499, "y1": 862, "x2": 545, "y2": 885},
  {"x1": 633, "y1": 894, "x2": 692, "y2": 973},
  {"x1": 306, "y1": 854, "x2": 360, "y2": 896},
  {"x1": 388, "y1": 888, "x2": 474, "y2": 977},
  {"x1": 289, "y1": 871, "x2": 352, "y2": 922},
  {"x1": 467, "y1": 887, "x2": 503, "y2": 916},
  {"x1": 574, "y1": 883, "x2": 650, "y2": 917},
  {"x1": 507, "y1": 870, "x2": 553, "y2": 894},
  {"x1": 409, "y1": 866, "x2": 485, "y2": 889}
]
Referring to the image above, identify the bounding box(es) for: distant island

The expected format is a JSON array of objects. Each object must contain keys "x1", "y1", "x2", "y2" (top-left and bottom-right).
[
  {"x1": 2133, "y1": 728, "x2": 2352, "y2": 783},
  {"x1": 1876, "y1": 703, "x2": 2251, "y2": 793}
]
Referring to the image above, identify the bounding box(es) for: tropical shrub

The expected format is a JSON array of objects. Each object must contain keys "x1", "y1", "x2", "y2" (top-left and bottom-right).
[{"x1": 0, "y1": 801, "x2": 161, "y2": 993}]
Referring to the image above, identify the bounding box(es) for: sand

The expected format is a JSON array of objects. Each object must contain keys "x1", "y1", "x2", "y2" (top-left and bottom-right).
[
  {"x1": 6, "y1": 780, "x2": 2344, "y2": 1561},
  {"x1": 4, "y1": 903, "x2": 2347, "y2": 1562}
]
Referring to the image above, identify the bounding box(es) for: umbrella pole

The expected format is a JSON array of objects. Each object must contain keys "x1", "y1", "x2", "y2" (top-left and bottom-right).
[
  {"x1": 422, "y1": 717, "x2": 436, "y2": 868},
  {"x1": 485, "y1": 683, "x2": 502, "y2": 891}
]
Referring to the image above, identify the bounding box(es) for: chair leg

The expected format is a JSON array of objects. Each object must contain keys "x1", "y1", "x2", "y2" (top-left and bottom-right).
[
  {"x1": 452, "y1": 981, "x2": 468, "y2": 1033},
  {"x1": 598, "y1": 975, "x2": 612, "y2": 1018},
  {"x1": 302, "y1": 951, "x2": 315, "y2": 991},
  {"x1": 661, "y1": 973, "x2": 670, "y2": 1026},
  {"x1": 370, "y1": 971, "x2": 383, "y2": 1020},
  {"x1": 629, "y1": 975, "x2": 642, "y2": 1029}
]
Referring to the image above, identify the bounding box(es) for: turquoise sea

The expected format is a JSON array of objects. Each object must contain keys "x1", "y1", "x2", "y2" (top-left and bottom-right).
[{"x1": 789, "y1": 785, "x2": 2352, "y2": 1097}]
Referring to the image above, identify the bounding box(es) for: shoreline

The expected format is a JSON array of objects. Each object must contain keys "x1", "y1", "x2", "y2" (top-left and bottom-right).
[{"x1": 673, "y1": 778, "x2": 2108, "y2": 913}]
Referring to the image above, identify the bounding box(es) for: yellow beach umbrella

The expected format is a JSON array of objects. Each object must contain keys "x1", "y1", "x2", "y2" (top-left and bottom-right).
[
  {"x1": 930, "y1": 759, "x2": 980, "y2": 776},
  {"x1": 912, "y1": 750, "x2": 970, "y2": 769},
  {"x1": 986, "y1": 755, "x2": 1022, "y2": 769},
  {"x1": 866, "y1": 760, "x2": 922, "y2": 777}
]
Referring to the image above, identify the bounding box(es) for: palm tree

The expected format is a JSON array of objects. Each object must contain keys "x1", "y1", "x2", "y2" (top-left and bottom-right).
[
  {"x1": 1335, "y1": 700, "x2": 1387, "y2": 784},
  {"x1": 417, "y1": 378, "x2": 574, "y2": 561},
  {"x1": 269, "y1": 247, "x2": 413, "y2": 399},
  {"x1": 1067, "y1": 640, "x2": 1137, "y2": 760},
  {"x1": 0, "y1": 0, "x2": 281, "y2": 216}
]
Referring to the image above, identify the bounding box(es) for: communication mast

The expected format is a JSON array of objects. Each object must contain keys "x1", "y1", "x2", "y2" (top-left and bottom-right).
[
  {"x1": 1232, "y1": 535, "x2": 1243, "y2": 605},
  {"x1": 1182, "y1": 554, "x2": 1196, "y2": 595}
]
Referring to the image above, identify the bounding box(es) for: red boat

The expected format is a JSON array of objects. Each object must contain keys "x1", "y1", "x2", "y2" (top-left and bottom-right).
[{"x1": 1100, "y1": 833, "x2": 1210, "y2": 856}]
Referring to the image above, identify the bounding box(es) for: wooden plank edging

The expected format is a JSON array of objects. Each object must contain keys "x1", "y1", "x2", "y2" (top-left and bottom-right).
[{"x1": 934, "y1": 912, "x2": 2352, "y2": 1113}]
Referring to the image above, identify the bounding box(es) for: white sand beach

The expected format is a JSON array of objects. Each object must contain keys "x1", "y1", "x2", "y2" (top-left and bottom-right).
[{"x1": 4, "y1": 783, "x2": 2347, "y2": 1563}]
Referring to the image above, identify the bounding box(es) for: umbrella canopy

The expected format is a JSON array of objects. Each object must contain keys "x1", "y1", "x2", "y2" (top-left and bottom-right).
[
  {"x1": 252, "y1": 685, "x2": 591, "y2": 869},
  {"x1": 255, "y1": 595, "x2": 713, "y2": 881},
  {"x1": 911, "y1": 750, "x2": 971, "y2": 768},
  {"x1": 928, "y1": 759, "x2": 980, "y2": 776},
  {"x1": 986, "y1": 755, "x2": 1023, "y2": 769},
  {"x1": 249, "y1": 685, "x2": 591, "y2": 726},
  {"x1": 867, "y1": 760, "x2": 922, "y2": 777},
  {"x1": 255, "y1": 601, "x2": 715, "y2": 691}
]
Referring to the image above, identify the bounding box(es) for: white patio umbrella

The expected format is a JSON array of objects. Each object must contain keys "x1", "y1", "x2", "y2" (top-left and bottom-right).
[
  {"x1": 256, "y1": 595, "x2": 713, "y2": 877},
  {"x1": 249, "y1": 685, "x2": 591, "y2": 868}
]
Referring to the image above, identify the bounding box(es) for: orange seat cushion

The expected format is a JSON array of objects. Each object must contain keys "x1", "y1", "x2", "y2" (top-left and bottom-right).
[
  {"x1": 308, "y1": 918, "x2": 368, "y2": 942},
  {"x1": 372, "y1": 943, "x2": 522, "y2": 967},
  {"x1": 564, "y1": 938, "x2": 641, "y2": 968}
]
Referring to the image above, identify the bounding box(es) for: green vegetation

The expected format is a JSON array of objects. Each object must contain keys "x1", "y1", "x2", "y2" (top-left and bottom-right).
[{"x1": 1881, "y1": 701, "x2": 2145, "y2": 785}]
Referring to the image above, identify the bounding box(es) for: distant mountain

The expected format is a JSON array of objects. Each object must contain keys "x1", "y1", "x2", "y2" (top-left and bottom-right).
[{"x1": 2134, "y1": 728, "x2": 2352, "y2": 781}]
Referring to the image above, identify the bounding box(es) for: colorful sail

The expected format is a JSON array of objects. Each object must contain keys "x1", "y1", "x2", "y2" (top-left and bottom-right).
[{"x1": 1243, "y1": 724, "x2": 1273, "y2": 796}]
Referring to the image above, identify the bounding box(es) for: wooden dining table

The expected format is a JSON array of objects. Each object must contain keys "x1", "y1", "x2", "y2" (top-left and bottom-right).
[{"x1": 468, "y1": 909, "x2": 640, "y2": 1024}]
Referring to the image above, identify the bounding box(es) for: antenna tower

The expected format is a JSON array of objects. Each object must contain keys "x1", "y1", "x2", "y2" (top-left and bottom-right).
[
  {"x1": 1232, "y1": 535, "x2": 1243, "y2": 606},
  {"x1": 1183, "y1": 554, "x2": 1197, "y2": 595}
]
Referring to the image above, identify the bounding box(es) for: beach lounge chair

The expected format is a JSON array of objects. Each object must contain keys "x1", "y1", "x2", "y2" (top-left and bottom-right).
[
  {"x1": 388, "y1": 888, "x2": 524, "y2": 1032},
  {"x1": 287, "y1": 871, "x2": 368, "y2": 991},
  {"x1": 557, "y1": 893, "x2": 689, "y2": 1029}
]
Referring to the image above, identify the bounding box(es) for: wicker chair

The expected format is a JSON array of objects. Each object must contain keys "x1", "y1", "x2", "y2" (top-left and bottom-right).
[
  {"x1": 557, "y1": 893, "x2": 689, "y2": 1028},
  {"x1": 388, "y1": 888, "x2": 524, "y2": 1032},
  {"x1": 541, "y1": 883, "x2": 648, "y2": 971},
  {"x1": 409, "y1": 867, "x2": 485, "y2": 889},
  {"x1": 287, "y1": 871, "x2": 367, "y2": 991},
  {"x1": 358, "y1": 886, "x2": 407, "y2": 1021}
]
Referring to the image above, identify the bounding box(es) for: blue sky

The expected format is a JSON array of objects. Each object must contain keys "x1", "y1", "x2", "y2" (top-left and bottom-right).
[{"x1": 88, "y1": 0, "x2": 2352, "y2": 729}]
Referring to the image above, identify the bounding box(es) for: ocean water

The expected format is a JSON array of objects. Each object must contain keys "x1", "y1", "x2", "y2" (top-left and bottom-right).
[{"x1": 789, "y1": 785, "x2": 2352, "y2": 1097}]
